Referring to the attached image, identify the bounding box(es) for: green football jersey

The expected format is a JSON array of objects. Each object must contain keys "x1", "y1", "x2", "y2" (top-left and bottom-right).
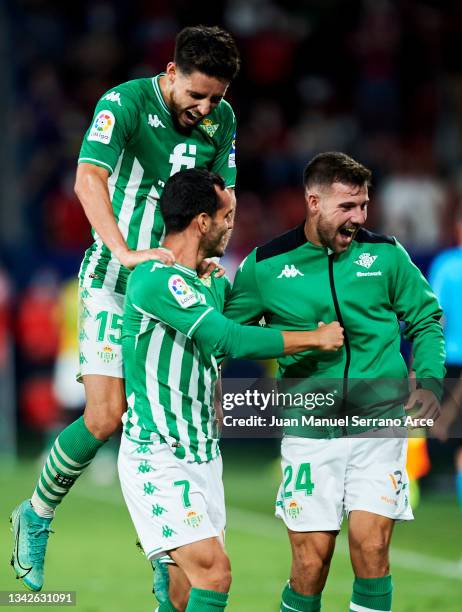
[
  {"x1": 122, "y1": 261, "x2": 231, "y2": 463},
  {"x1": 78, "y1": 76, "x2": 237, "y2": 295},
  {"x1": 225, "y1": 224, "x2": 445, "y2": 438}
]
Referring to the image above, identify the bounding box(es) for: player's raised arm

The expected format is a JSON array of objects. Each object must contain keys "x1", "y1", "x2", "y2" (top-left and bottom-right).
[{"x1": 75, "y1": 164, "x2": 175, "y2": 270}]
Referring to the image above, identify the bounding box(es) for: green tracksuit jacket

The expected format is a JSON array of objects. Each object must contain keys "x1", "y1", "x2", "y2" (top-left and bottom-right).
[{"x1": 224, "y1": 224, "x2": 446, "y2": 437}]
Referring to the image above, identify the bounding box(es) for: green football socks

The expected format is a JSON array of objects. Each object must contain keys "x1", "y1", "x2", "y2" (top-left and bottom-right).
[
  {"x1": 280, "y1": 582, "x2": 321, "y2": 611},
  {"x1": 350, "y1": 575, "x2": 393, "y2": 611},
  {"x1": 31, "y1": 416, "x2": 106, "y2": 516},
  {"x1": 185, "y1": 588, "x2": 228, "y2": 610}
]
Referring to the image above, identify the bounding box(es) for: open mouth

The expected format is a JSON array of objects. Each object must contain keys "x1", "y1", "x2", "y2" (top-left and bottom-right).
[
  {"x1": 184, "y1": 109, "x2": 202, "y2": 125},
  {"x1": 338, "y1": 226, "x2": 357, "y2": 239}
]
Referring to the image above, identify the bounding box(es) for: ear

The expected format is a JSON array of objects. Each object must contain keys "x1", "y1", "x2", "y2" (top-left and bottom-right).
[
  {"x1": 305, "y1": 190, "x2": 320, "y2": 215},
  {"x1": 196, "y1": 212, "x2": 211, "y2": 234},
  {"x1": 166, "y1": 62, "x2": 176, "y2": 81}
]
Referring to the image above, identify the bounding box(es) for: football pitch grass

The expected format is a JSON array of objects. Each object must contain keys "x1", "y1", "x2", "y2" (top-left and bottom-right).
[{"x1": 1, "y1": 448, "x2": 461, "y2": 611}]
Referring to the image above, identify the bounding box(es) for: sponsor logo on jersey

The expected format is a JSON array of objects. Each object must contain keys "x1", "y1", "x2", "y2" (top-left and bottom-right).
[
  {"x1": 169, "y1": 143, "x2": 197, "y2": 174},
  {"x1": 354, "y1": 252, "x2": 378, "y2": 269},
  {"x1": 168, "y1": 275, "x2": 199, "y2": 308},
  {"x1": 354, "y1": 253, "x2": 382, "y2": 277},
  {"x1": 199, "y1": 118, "x2": 219, "y2": 137},
  {"x1": 148, "y1": 114, "x2": 166, "y2": 128},
  {"x1": 228, "y1": 131, "x2": 236, "y2": 168},
  {"x1": 287, "y1": 500, "x2": 302, "y2": 519},
  {"x1": 184, "y1": 510, "x2": 204, "y2": 528},
  {"x1": 88, "y1": 110, "x2": 115, "y2": 144},
  {"x1": 277, "y1": 264, "x2": 304, "y2": 279},
  {"x1": 104, "y1": 91, "x2": 122, "y2": 106}
]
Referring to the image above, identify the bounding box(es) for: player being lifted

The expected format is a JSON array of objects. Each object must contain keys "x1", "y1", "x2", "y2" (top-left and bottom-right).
[
  {"x1": 10, "y1": 26, "x2": 240, "y2": 591},
  {"x1": 118, "y1": 168, "x2": 344, "y2": 612}
]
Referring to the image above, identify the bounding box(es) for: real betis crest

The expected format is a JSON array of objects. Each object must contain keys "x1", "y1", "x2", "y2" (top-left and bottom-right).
[{"x1": 200, "y1": 118, "x2": 219, "y2": 137}]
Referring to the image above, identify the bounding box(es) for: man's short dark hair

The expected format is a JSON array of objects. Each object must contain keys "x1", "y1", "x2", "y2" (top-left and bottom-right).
[
  {"x1": 160, "y1": 169, "x2": 226, "y2": 234},
  {"x1": 174, "y1": 25, "x2": 241, "y2": 82},
  {"x1": 303, "y1": 152, "x2": 371, "y2": 190}
]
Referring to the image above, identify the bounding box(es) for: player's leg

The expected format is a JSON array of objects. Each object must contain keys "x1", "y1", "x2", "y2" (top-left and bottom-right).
[
  {"x1": 344, "y1": 436, "x2": 413, "y2": 612},
  {"x1": 348, "y1": 512, "x2": 394, "y2": 612},
  {"x1": 281, "y1": 530, "x2": 337, "y2": 611},
  {"x1": 152, "y1": 557, "x2": 191, "y2": 611},
  {"x1": 10, "y1": 287, "x2": 125, "y2": 591},
  {"x1": 275, "y1": 437, "x2": 347, "y2": 611},
  {"x1": 169, "y1": 537, "x2": 231, "y2": 611},
  {"x1": 119, "y1": 435, "x2": 227, "y2": 611}
]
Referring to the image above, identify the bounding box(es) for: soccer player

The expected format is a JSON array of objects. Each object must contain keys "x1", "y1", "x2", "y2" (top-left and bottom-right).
[
  {"x1": 225, "y1": 152, "x2": 445, "y2": 612},
  {"x1": 118, "y1": 168, "x2": 344, "y2": 612},
  {"x1": 10, "y1": 26, "x2": 241, "y2": 591}
]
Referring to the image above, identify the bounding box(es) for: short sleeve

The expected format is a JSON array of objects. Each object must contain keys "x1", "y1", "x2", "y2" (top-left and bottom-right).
[
  {"x1": 129, "y1": 264, "x2": 215, "y2": 338},
  {"x1": 78, "y1": 85, "x2": 139, "y2": 174}
]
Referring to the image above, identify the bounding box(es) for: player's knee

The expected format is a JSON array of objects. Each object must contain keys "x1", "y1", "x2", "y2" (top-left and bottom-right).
[
  {"x1": 293, "y1": 554, "x2": 328, "y2": 582},
  {"x1": 84, "y1": 398, "x2": 125, "y2": 439},
  {"x1": 355, "y1": 536, "x2": 390, "y2": 568},
  {"x1": 192, "y1": 554, "x2": 231, "y2": 592}
]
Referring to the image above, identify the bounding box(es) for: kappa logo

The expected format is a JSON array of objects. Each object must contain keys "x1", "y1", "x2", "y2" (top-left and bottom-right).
[
  {"x1": 148, "y1": 114, "x2": 166, "y2": 128},
  {"x1": 354, "y1": 252, "x2": 378, "y2": 269},
  {"x1": 151, "y1": 262, "x2": 166, "y2": 272},
  {"x1": 277, "y1": 264, "x2": 304, "y2": 279},
  {"x1": 104, "y1": 91, "x2": 122, "y2": 106}
]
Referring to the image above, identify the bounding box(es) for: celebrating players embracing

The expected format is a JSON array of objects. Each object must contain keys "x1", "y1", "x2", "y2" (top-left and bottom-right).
[
  {"x1": 118, "y1": 168, "x2": 344, "y2": 611},
  {"x1": 10, "y1": 25, "x2": 240, "y2": 592}
]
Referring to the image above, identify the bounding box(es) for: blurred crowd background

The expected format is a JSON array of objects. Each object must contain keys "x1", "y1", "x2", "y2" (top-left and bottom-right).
[{"x1": 1, "y1": 0, "x2": 461, "y2": 498}]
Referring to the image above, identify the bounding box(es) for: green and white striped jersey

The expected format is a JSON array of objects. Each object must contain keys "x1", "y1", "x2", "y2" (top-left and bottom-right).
[
  {"x1": 122, "y1": 260, "x2": 231, "y2": 463},
  {"x1": 78, "y1": 76, "x2": 237, "y2": 295}
]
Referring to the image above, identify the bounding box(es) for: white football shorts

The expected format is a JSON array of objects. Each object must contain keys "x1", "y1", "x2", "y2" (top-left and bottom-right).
[
  {"x1": 118, "y1": 435, "x2": 226, "y2": 560},
  {"x1": 77, "y1": 286, "x2": 124, "y2": 381},
  {"x1": 275, "y1": 435, "x2": 413, "y2": 531}
]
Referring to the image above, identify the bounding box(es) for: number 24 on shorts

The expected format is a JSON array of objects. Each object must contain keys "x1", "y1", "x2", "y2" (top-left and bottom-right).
[{"x1": 283, "y1": 463, "x2": 315, "y2": 498}]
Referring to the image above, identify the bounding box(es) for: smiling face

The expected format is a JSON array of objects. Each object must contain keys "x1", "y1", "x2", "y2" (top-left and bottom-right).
[
  {"x1": 164, "y1": 63, "x2": 229, "y2": 132},
  {"x1": 305, "y1": 181, "x2": 369, "y2": 253}
]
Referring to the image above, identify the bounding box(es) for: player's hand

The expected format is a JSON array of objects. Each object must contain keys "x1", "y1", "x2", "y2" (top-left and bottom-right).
[
  {"x1": 198, "y1": 258, "x2": 225, "y2": 278},
  {"x1": 118, "y1": 247, "x2": 175, "y2": 270},
  {"x1": 430, "y1": 398, "x2": 458, "y2": 441},
  {"x1": 314, "y1": 321, "x2": 344, "y2": 351},
  {"x1": 405, "y1": 388, "x2": 441, "y2": 425}
]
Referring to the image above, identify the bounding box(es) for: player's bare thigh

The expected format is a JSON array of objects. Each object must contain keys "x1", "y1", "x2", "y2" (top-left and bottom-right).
[
  {"x1": 82, "y1": 374, "x2": 126, "y2": 440},
  {"x1": 348, "y1": 510, "x2": 394, "y2": 577},
  {"x1": 288, "y1": 529, "x2": 338, "y2": 595}
]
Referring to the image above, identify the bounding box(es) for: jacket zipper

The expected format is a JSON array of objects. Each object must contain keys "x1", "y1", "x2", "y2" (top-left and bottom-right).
[{"x1": 328, "y1": 253, "x2": 349, "y2": 435}]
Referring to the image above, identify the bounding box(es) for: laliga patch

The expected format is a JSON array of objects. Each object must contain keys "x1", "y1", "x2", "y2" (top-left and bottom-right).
[
  {"x1": 228, "y1": 131, "x2": 236, "y2": 167},
  {"x1": 168, "y1": 275, "x2": 199, "y2": 308},
  {"x1": 88, "y1": 110, "x2": 115, "y2": 144}
]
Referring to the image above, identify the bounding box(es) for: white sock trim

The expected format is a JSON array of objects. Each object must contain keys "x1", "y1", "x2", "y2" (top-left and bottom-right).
[
  {"x1": 350, "y1": 602, "x2": 391, "y2": 612},
  {"x1": 30, "y1": 493, "x2": 55, "y2": 518}
]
